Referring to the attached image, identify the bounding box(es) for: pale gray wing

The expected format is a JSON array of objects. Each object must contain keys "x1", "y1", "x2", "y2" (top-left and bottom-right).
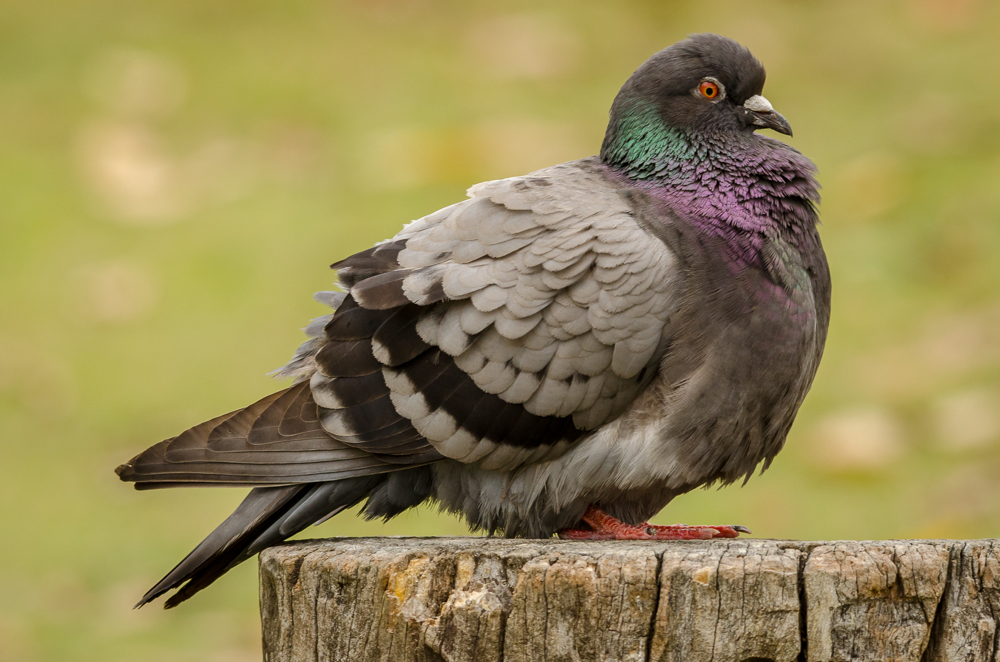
[{"x1": 325, "y1": 160, "x2": 682, "y2": 471}]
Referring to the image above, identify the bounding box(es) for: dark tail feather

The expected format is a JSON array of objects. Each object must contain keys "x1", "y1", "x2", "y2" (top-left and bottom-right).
[
  {"x1": 137, "y1": 484, "x2": 305, "y2": 609},
  {"x1": 138, "y1": 468, "x2": 434, "y2": 609}
]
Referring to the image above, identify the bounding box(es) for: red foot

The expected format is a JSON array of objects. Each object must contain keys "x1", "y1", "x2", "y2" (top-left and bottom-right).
[{"x1": 557, "y1": 506, "x2": 751, "y2": 541}]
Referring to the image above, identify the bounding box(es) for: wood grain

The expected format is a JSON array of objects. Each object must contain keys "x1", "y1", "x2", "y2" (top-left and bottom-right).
[{"x1": 259, "y1": 538, "x2": 1000, "y2": 662}]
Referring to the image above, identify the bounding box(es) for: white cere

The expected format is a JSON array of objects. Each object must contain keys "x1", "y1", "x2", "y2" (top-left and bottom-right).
[{"x1": 743, "y1": 95, "x2": 774, "y2": 113}]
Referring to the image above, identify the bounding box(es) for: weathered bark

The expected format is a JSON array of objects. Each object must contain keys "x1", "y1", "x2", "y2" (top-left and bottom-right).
[{"x1": 259, "y1": 537, "x2": 1000, "y2": 662}]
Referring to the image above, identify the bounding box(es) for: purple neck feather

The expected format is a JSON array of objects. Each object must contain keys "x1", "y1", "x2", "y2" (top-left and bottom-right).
[{"x1": 605, "y1": 131, "x2": 821, "y2": 257}]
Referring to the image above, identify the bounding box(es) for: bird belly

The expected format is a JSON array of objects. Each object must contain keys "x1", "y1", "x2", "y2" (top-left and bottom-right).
[
  {"x1": 429, "y1": 437, "x2": 681, "y2": 538},
  {"x1": 426, "y1": 383, "x2": 701, "y2": 537}
]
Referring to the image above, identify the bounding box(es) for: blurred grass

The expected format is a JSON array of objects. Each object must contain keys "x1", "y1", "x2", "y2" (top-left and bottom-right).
[{"x1": 2, "y1": 0, "x2": 1000, "y2": 660}]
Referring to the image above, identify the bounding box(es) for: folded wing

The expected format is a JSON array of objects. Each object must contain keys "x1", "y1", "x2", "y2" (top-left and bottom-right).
[{"x1": 117, "y1": 158, "x2": 684, "y2": 607}]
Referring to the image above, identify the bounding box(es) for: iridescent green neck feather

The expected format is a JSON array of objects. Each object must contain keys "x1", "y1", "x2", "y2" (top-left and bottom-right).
[{"x1": 600, "y1": 101, "x2": 695, "y2": 180}]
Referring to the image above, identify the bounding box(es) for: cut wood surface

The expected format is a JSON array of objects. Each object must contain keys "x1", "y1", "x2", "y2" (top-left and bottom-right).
[{"x1": 259, "y1": 537, "x2": 1000, "y2": 662}]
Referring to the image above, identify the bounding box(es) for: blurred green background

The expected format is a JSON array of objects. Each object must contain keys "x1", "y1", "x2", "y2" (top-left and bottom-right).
[{"x1": 2, "y1": 0, "x2": 1000, "y2": 659}]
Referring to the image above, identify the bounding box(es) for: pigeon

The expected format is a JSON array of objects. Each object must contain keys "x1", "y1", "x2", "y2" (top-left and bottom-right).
[{"x1": 117, "y1": 33, "x2": 830, "y2": 608}]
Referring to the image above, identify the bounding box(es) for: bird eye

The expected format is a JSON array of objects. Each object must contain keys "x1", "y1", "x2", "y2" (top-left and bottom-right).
[{"x1": 699, "y1": 80, "x2": 720, "y2": 99}]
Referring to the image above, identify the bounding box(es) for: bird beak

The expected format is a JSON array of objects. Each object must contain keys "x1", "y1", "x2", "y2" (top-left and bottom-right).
[{"x1": 743, "y1": 95, "x2": 793, "y2": 137}]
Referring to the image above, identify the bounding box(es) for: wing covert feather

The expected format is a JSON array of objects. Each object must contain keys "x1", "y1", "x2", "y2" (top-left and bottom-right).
[
  {"x1": 262, "y1": 160, "x2": 682, "y2": 472},
  {"x1": 347, "y1": 160, "x2": 684, "y2": 466}
]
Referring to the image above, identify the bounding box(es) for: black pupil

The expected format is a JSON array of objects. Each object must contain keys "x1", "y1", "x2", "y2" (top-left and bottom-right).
[{"x1": 705, "y1": 85, "x2": 714, "y2": 96}]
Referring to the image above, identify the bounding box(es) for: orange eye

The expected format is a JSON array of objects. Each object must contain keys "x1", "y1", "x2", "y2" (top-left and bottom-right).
[{"x1": 699, "y1": 81, "x2": 720, "y2": 99}]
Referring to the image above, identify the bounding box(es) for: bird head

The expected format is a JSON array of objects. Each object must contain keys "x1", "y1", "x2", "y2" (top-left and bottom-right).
[{"x1": 601, "y1": 34, "x2": 792, "y2": 170}]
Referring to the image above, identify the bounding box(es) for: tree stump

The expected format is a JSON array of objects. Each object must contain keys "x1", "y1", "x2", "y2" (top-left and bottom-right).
[{"x1": 259, "y1": 537, "x2": 1000, "y2": 662}]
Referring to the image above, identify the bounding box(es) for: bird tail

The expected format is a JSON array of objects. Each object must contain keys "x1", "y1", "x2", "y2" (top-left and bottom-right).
[
  {"x1": 135, "y1": 475, "x2": 394, "y2": 608},
  {"x1": 117, "y1": 383, "x2": 435, "y2": 608},
  {"x1": 135, "y1": 484, "x2": 302, "y2": 608}
]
